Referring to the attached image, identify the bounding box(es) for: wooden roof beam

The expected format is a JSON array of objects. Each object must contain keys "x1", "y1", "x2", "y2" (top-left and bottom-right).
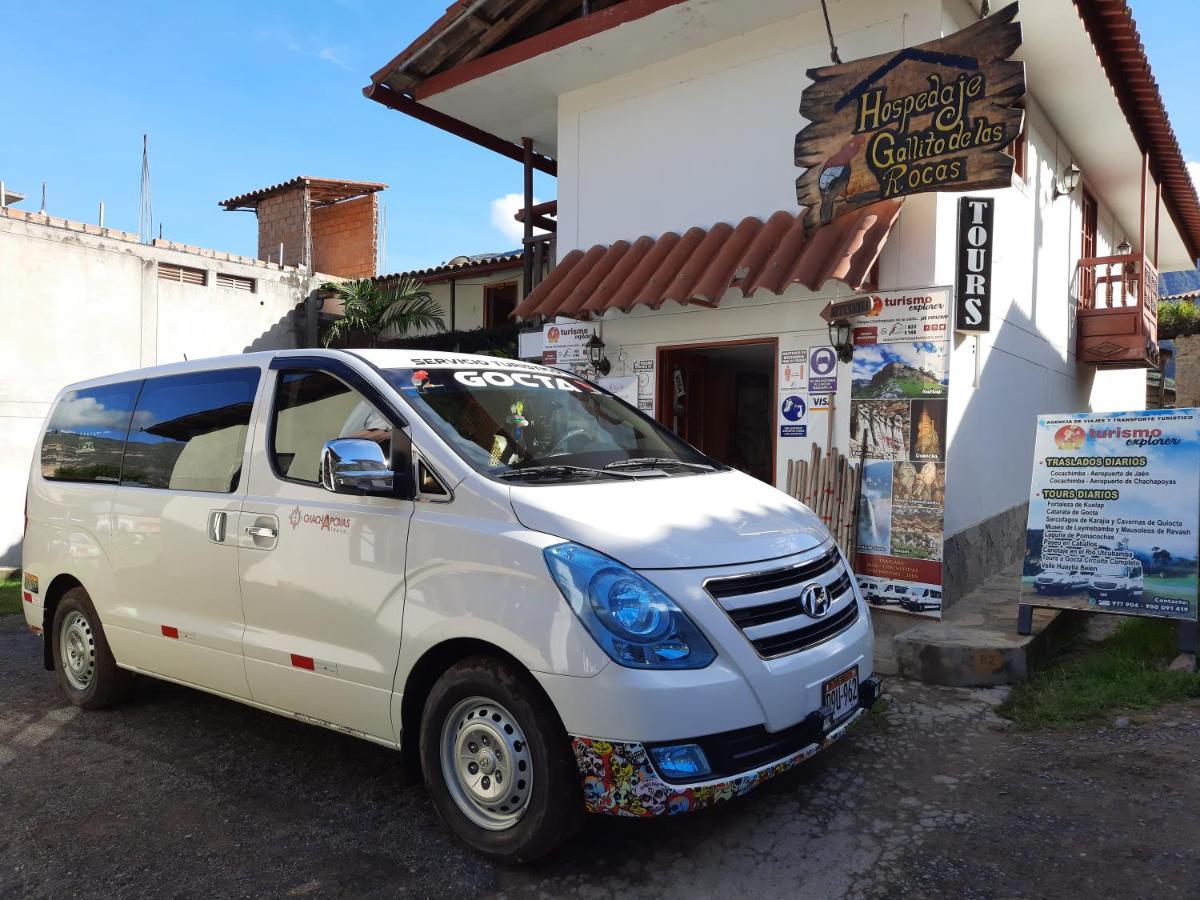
[{"x1": 363, "y1": 83, "x2": 558, "y2": 177}]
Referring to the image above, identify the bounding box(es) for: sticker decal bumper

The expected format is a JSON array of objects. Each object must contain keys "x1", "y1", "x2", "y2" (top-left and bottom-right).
[{"x1": 571, "y1": 707, "x2": 866, "y2": 817}]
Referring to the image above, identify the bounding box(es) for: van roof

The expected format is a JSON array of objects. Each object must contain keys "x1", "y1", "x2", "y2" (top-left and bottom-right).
[
  {"x1": 350, "y1": 349, "x2": 554, "y2": 371},
  {"x1": 54, "y1": 348, "x2": 556, "y2": 392}
]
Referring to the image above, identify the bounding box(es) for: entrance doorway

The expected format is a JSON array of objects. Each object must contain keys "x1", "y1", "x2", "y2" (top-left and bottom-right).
[{"x1": 657, "y1": 339, "x2": 776, "y2": 483}]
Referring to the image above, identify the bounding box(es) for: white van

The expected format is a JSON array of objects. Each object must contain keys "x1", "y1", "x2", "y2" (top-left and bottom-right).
[
  {"x1": 1086, "y1": 562, "x2": 1145, "y2": 602},
  {"x1": 21, "y1": 349, "x2": 878, "y2": 861},
  {"x1": 898, "y1": 587, "x2": 942, "y2": 613}
]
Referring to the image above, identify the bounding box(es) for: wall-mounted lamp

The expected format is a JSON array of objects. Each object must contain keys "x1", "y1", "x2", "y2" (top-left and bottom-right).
[
  {"x1": 586, "y1": 334, "x2": 611, "y2": 376},
  {"x1": 828, "y1": 319, "x2": 855, "y2": 364},
  {"x1": 1116, "y1": 239, "x2": 1133, "y2": 257},
  {"x1": 1054, "y1": 162, "x2": 1082, "y2": 200}
]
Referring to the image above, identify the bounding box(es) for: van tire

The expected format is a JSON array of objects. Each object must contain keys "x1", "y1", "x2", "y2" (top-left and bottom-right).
[
  {"x1": 51, "y1": 587, "x2": 134, "y2": 710},
  {"x1": 419, "y1": 655, "x2": 583, "y2": 862}
]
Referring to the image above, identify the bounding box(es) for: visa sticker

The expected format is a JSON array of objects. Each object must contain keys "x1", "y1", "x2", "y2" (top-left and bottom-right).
[{"x1": 22, "y1": 572, "x2": 39, "y2": 595}]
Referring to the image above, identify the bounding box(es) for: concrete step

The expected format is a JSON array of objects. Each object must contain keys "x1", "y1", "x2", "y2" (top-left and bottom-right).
[{"x1": 873, "y1": 562, "x2": 1071, "y2": 687}]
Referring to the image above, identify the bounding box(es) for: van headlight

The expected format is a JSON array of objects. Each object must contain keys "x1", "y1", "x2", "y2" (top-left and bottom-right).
[{"x1": 544, "y1": 543, "x2": 716, "y2": 669}]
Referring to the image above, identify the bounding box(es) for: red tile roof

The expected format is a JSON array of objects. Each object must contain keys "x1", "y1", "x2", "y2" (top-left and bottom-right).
[
  {"x1": 219, "y1": 177, "x2": 387, "y2": 210},
  {"x1": 513, "y1": 200, "x2": 902, "y2": 319},
  {"x1": 1074, "y1": 0, "x2": 1200, "y2": 260},
  {"x1": 374, "y1": 251, "x2": 523, "y2": 284}
]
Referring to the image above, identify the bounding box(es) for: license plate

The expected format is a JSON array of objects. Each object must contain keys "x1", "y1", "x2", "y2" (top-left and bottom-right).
[{"x1": 822, "y1": 666, "x2": 859, "y2": 724}]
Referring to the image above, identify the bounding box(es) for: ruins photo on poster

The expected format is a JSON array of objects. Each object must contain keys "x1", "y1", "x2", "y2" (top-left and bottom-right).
[{"x1": 850, "y1": 400, "x2": 910, "y2": 460}]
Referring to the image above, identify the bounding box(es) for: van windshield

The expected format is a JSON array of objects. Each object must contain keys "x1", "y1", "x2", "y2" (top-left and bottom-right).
[{"x1": 383, "y1": 364, "x2": 719, "y2": 481}]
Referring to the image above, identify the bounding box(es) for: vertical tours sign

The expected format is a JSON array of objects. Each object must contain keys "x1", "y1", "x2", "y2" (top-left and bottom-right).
[
  {"x1": 851, "y1": 288, "x2": 951, "y2": 618},
  {"x1": 1021, "y1": 410, "x2": 1199, "y2": 622},
  {"x1": 795, "y1": 2, "x2": 1025, "y2": 229},
  {"x1": 955, "y1": 196, "x2": 994, "y2": 333}
]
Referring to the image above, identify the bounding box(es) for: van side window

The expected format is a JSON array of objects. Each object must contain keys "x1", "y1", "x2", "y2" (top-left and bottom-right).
[
  {"x1": 121, "y1": 368, "x2": 260, "y2": 493},
  {"x1": 41, "y1": 382, "x2": 140, "y2": 483},
  {"x1": 270, "y1": 370, "x2": 392, "y2": 484}
]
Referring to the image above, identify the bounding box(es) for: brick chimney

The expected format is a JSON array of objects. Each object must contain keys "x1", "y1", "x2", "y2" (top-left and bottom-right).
[{"x1": 220, "y1": 176, "x2": 387, "y2": 278}]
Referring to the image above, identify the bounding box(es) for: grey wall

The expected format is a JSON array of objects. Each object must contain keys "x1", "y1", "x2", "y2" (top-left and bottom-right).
[{"x1": 0, "y1": 209, "x2": 327, "y2": 567}]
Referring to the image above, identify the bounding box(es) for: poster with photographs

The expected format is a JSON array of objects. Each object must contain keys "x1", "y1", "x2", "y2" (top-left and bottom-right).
[
  {"x1": 1020, "y1": 410, "x2": 1199, "y2": 621},
  {"x1": 852, "y1": 288, "x2": 951, "y2": 619}
]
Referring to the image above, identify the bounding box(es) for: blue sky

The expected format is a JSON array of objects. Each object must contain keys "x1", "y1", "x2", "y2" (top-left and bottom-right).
[
  {"x1": 0, "y1": 0, "x2": 553, "y2": 272},
  {"x1": 1, "y1": 1, "x2": 1195, "y2": 273}
]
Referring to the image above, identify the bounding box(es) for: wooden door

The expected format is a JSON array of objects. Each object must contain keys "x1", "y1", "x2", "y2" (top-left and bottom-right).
[{"x1": 1081, "y1": 189, "x2": 1098, "y2": 306}]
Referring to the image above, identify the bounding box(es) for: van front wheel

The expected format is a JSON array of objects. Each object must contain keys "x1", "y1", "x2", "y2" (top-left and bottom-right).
[
  {"x1": 51, "y1": 587, "x2": 134, "y2": 709},
  {"x1": 419, "y1": 655, "x2": 582, "y2": 862}
]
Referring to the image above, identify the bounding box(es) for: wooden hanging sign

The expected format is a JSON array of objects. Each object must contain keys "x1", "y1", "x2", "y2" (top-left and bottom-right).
[{"x1": 795, "y1": 2, "x2": 1025, "y2": 230}]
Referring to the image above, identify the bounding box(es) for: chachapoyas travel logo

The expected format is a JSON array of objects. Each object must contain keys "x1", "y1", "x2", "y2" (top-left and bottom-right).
[
  {"x1": 288, "y1": 505, "x2": 351, "y2": 534},
  {"x1": 546, "y1": 326, "x2": 561, "y2": 343},
  {"x1": 1054, "y1": 424, "x2": 1086, "y2": 451}
]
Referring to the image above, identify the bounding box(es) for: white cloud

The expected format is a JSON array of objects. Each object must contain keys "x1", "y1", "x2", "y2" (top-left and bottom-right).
[
  {"x1": 489, "y1": 193, "x2": 548, "y2": 245},
  {"x1": 318, "y1": 46, "x2": 350, "y2": 70},
  {"x1": 258, "y1": 30, "x2": 350, "y2": 69}
]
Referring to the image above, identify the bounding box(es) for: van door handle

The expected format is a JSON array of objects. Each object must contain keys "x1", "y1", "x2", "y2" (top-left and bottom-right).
[
  {"x1": 245, "y1": 525, "x2": 278, "y2": 539},
  {"x1": 208, "y1": 511, "x2": 227, "y2": 543}
]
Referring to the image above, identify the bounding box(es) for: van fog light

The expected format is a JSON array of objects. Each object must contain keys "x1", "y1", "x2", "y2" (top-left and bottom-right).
[{"x1": 650, "y1": 744, "x2": 711, "y2": 780}]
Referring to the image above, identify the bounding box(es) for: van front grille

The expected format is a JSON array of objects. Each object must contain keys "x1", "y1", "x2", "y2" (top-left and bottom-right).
[{"x1": 704, "y1": 546, "x2": 859, "y2": 659}]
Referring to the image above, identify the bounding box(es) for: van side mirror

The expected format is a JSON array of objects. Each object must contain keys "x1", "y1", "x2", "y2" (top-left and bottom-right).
[{"x1": 320, "y1": 439, "x2": 395, "y2": 495}]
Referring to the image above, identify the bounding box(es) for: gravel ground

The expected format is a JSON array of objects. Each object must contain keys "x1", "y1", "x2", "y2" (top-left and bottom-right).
[{"x1": 3, "y1": 613, "x2": 1199, "y2": 899}]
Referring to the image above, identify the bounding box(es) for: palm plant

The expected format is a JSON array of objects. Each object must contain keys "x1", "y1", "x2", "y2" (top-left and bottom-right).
[{"x1": 322, "y1": 277, "x2": 446, "y2": 348}]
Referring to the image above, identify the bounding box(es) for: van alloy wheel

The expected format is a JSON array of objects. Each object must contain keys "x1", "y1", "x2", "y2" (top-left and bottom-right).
[
  {"x1": 60, "y1": 610, "x2": 97, "y2": 691},
  {"x1": 440, "y1": 696, "x2": 534, "y2": 830}
]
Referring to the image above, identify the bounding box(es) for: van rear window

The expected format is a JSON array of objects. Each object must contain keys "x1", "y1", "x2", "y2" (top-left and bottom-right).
[{"x1": 41, "y1": 383, "x2": 140, "y2": 483}]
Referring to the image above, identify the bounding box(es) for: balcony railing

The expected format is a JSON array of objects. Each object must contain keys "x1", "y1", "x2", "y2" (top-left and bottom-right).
[{"x1": 1076, "y1": 252, "x2": 1160, "y2": 368}]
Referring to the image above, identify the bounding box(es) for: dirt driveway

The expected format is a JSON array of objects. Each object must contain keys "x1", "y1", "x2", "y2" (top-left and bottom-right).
[{"x1": 2, "y1": 613, "x2": 1198, "y2": 899}]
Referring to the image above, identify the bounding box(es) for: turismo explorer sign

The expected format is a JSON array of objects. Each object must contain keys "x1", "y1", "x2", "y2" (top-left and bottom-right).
[
  {"x1": 1020, "y1": 409, "x2": 1200, "y2": 622},
  {"x1": 794, "y1": 3, "x2": 1025, "y2": 228}
]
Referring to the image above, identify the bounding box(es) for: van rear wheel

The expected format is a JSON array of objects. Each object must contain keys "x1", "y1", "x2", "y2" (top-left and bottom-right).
[
  {"x1": 419, "y1": 655, "x2": 582, "y2": 862},
  {"x1": 51, "y1": 587, "x2": 134, "y2": 709}
]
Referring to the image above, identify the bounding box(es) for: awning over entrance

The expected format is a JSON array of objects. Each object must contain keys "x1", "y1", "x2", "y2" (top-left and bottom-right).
[{"x1": 513, "y1": 199, "x2": 903, "y2": 319}]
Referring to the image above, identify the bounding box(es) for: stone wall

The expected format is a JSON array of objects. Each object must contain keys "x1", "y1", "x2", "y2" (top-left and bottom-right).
[
  {"x1": 942, "y1": 502, "x2": 1028, "y2": 608},
  {"x1": 1175, "y1": 333, "x2": 1200, "y2": 407}
]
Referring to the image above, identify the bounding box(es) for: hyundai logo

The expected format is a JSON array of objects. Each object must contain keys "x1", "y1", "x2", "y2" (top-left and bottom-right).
[{"x1": 799, "y1": 582, "x2": 831, "y2": 618}]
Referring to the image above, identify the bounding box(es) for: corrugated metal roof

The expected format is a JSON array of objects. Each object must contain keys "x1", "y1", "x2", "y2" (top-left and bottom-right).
[
  {"x1": 219, "y1": 176, "x2": 388, "y2": 210},
  {"x1": 513, "y1": 200, "x2": 902, "y2": 319}
]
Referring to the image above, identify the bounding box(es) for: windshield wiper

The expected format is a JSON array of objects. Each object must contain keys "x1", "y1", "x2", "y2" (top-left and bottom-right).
[
  {"x1": 603, "y1": 457, "x2": 715, "y2": 472},
  {"x1": 494, "y1": 465, "x2": 635, "y2": 481}
]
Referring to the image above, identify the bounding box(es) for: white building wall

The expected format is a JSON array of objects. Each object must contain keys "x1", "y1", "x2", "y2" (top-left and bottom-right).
[
  {"x1": 934, "y1": 2, "x2": 1146, "y2": 537},
  {"x1": 552, "y1": 0, "x2": 1149, "y2": 543},
  {"x1": 0, "y1": 211, "x2": 323, "y2": 566},
  {"x1": 556, "y1": 0, "x2": 941, "y2": 256}
]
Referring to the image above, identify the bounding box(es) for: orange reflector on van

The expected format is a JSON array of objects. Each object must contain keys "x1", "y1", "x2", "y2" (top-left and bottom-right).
[
  {"x1": 161, "y1": 625, "x2": 180, "y2": 639},
  {"x1": 290, "y1": 654, "x2": 315, "y2": 670}
]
